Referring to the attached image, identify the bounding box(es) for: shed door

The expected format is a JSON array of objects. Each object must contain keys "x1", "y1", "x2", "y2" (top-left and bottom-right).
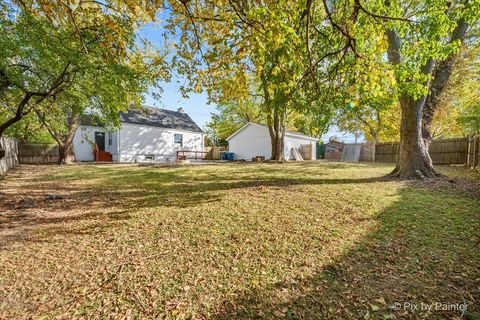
[{"x1": 95, "y1": 132, "x2": 105, "y2": 151}]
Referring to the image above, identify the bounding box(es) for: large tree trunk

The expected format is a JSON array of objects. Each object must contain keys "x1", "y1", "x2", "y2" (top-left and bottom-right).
[
  {"x1": 36, "y1": 108, "x2": 80, "y2": 165},
  {"x1": 390, "y1": 95, "x2": 437, "y2": 179},
  {"x1": 56, "y1": 114, "x2": 80, "y2": 165},
  {"x1": 268, "y1": 124, "x2": 286, "y2": 161},
  {"x1": 386, "y1": 30, "x2": 437, "y2": 179},
  {"x1": 58, "y1": 143, "x2": 75, "y2": 164},
  {"x1": 422, "y1": 55, "x2": 461, "y2": 150},
  {"x1": 385, "y1": 13, "x2": 469, "y2": 180},
  {"x1": 267, "y1": 107, "x2": 287, "y2": 161},
  {"x1": 422, "y1": 19, "x2": 469, "y2": 149}
]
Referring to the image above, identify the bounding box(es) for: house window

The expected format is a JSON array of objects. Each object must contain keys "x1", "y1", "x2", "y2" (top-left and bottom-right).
[
  {"x1": 145, "y1": 154, "x2": 154, "y2": 161},
  {"x1": 108, "y1": 132, "x2": 112, "y2": 146},
  {"x1": 174, "y1": 133, "x2": 183, "y2": 147}
]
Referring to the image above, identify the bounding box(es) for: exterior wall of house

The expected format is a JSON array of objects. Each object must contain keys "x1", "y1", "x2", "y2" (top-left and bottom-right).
[
  {"x1": 108, "y1": 131, "x2": 120, "y2": 161},
  {"x1": 118, "y1": 123, "x2": 204, "y2": 162},
  {"x1": 284, "y1": 134, "x2": 317, "y2": 160},
  {"x1": 73, "y1": 124, "x2": 203, "y2": 162},
  {"x1": 73, "y1": 125, "x2": 120, "y2": 161},
  {"x1": 227, "y1": 123, "x2": 318, "y2": 161},
  {"x1": 228, "y1": 123, "x2": 272, "y2": 161}
]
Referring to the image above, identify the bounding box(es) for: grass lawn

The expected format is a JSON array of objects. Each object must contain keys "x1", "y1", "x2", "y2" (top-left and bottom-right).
[{"x1": 0, "y1": 162, "x2": 479, "y2": 319}]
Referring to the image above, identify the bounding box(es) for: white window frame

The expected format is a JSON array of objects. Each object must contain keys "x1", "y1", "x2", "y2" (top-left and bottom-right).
[{"x1": 174, "y1": 133, "x2": 183, "y2": 147}]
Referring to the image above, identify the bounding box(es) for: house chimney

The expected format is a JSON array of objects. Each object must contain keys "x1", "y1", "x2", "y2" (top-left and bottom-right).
[{"x1": 177, "y1": 107, "x2": 184, "y2": 113}]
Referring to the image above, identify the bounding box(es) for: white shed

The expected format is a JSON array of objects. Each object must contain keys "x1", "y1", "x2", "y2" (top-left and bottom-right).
[{"x1": 226, "y1": 122, "x2": 319, "y2": 161}]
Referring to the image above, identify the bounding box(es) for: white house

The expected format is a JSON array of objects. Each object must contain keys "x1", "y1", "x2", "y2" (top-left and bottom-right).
[
  {"x1": 226, "y1": 122, "x2": 319, "y2": 161},
  {"x1": 73, "y1": 106, "x2": 204, "y2": 162}
]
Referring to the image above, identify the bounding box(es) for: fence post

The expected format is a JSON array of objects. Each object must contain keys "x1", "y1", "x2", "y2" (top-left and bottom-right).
[
  {"x1": 474, "y1": 136, "x2": 479, "y2": 168},
  {"x1": 478, "y1": 136, "x2": 480, "y2": 168},
  {"x1": 472, "y1": 137, "x2": 476, "y2": 168},
  {"x1": 470, "y1": 137, "x2": 477, "y2": 169},
  {"x1": 466, "y1": 136, "x2": 471, "y2": 167}
]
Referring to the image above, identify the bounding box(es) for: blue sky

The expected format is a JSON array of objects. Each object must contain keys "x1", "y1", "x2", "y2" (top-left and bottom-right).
[
  {"x1": 322, "y1": 126, "x2": 364, "y2": 143},
  {"x1": 139, "y1": 21, "x2": 361, "y2": 143},
  {"x1": 139, "y1": 21, "x2": 217, "y2": 132},
  {"x1": 143, "y1": 80, "x2": 217, "y2": 131}
]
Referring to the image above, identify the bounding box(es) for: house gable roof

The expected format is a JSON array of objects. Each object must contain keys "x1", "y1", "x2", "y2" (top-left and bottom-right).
[
  {"x1": 81, "y1": 106, "x2": 203, "y2": 133},
  {"x1": 225, "y1": 122, "x2": 257, "y2": 141},
  {"x1": 226, "y1": 122, "x2": 319, "y2": 141},
  {"x1": 120, "y1": 106, "x2": 203, "y2": 133}
]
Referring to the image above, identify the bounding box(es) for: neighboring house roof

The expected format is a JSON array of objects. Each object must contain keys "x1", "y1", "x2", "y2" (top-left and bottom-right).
[
  {"x1": 325, "y1": 140, "x2": 344, "y2": 151},
  {"x1": 226, "y1": 122, "x2": 319, "y2": 142},
  {"x1": 81, "y1": 114, "x2": 104, "y2": 127},
  {"x1": 81, "y1": 106, "x2": 203, "y2": 133}
]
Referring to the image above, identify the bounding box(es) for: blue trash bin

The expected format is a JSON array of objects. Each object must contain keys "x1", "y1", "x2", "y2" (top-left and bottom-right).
[{"x1": 221, "y1": 152, "x2": 234, "y2": 161}]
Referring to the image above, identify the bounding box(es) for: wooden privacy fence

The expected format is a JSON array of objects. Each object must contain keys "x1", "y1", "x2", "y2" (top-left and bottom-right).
[
  {"x1": 375, "y1": 137, "x2": 479, "y2": 166},
  {"x1": 18, "y1": 143, "x2": 59, "y2": 163},
  {"x1": 300, "y1": 144, "x2": 313, "y2": 160},
  {"x1": 360, "y1": 143, "x2": 375, "y2": 162},
  {"x1": 205, "y1": 147, "x2": 226, "y2": 160},
  {"x1": 374, "y1": 143, "x2": 398, "y2": 163},
  {"x1": 0, "y1": 137, "x2": 19, "y2": 174},
  {"x1": 325, "y1": 150, "x2": 342, "y2": 161}
]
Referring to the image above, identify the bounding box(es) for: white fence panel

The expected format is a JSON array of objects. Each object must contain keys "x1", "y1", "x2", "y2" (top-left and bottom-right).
[{"x1": 0, "y1": 137, "x2": 19, "y2": 174}]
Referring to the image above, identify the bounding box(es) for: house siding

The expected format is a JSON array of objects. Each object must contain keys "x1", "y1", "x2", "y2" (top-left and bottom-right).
[
  {"x1": 110, "y1": 131, "x2": 120, "y2": 162},
  {"x1": 284, "y1": 135, "x2": 317, "y2": 160},
  {"x1": 118, "y1": 123, "x2": 203, "y2": 162},
  {"x1": 73, "y1": 123, "x2": 203, "y2": 162},
  {"x1": 227, "y1": 123, "x2": 318, "y2": 161},
  {"x1": 73, "y1": 125, "x2": 116, "y2": 161},
  {"x1": 73, "y1": 126, "x2": 120, "y2": 162},
  {"x1": 228, "y1": 124, "x2": 272, "y2": 161}
]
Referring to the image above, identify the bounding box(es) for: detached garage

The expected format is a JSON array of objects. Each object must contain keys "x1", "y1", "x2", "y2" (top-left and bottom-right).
[{"x1": 226, "y1": 122, "x2": 318, "y2": 161}]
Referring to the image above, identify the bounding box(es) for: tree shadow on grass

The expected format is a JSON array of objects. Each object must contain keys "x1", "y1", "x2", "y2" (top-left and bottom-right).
[
  {"x1": 1, "y1": 164, "x2": 479, "y2": 318},
  {"x1": 0, "y1": 162, "x2": 471, "y2": 246},
  {"x1": 0, "y1": 162, "x2": 397, "y2": 249},
  {"x1": 209, "y1": 182, "x2": 480, "y2": 320}
]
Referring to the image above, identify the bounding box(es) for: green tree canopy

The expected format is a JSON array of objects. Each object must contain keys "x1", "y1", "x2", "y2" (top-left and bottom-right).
[{"x1": 0, "y1": 1, "x2": 168, "y2": 160}]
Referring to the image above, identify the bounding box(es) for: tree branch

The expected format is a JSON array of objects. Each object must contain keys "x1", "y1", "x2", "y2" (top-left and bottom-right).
[
  {"x1": 356, "y1": 0, "x2": 412, "y2": 22},
  {"x1": 321, "y1": 0, "x2": 360, "y2": 57},
  {"x1": 386, "y1": 29, "x2": 402, "y2": 65},
  {"x1": 34, "y1": 108, "x2": 63, "y2": 146}
]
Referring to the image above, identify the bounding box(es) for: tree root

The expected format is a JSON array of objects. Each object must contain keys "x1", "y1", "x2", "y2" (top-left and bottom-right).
[{"x1": 387, "y1": 166, "x2": 440, "y2": 180}]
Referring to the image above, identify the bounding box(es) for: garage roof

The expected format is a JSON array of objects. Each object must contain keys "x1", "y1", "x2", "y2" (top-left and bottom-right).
[{"x1": 226, "y1": 122, "x2": 319, "y2": 141}]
